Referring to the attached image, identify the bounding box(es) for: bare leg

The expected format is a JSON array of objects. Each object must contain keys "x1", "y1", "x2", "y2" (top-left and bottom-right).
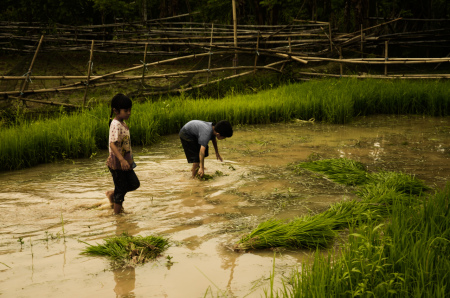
[
  {"x1": 114, "y1": 203, "x2": 124, "y2": 214},
  {"x1": 106, "y1": 190, "x2": 114, "y2": 209},
  {"x1": 191, "y1": 163, "x2": 199, "y2": 178}
]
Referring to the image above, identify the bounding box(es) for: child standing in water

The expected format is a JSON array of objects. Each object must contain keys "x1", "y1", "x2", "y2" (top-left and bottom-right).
[{"x1": 105, "y1": 94, "x2": 140, "y2": 214}]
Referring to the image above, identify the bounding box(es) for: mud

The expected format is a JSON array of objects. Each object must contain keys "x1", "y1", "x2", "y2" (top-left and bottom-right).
[{"x1": 0, "y1": 115, "x2": 449, "y2": 297}]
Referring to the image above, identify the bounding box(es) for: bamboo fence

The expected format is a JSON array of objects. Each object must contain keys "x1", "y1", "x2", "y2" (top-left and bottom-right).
[{"x1": 0, "y1": 14, "x2": 449, "y2": 108}]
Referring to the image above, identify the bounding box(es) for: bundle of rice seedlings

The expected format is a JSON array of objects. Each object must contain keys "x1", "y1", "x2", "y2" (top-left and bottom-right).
[
  {"x1": 315, "y1": 200, "x2": 390, "y2": 230},
  {"x1": 235, "y1": 219, "x2": 289, "y2": 250},
  {"x1": 296, "y1": 158, "x2": 370, "y2": 186},
  {"x1": 366, "y1": 171, "x2": 429, "y2": 195},
  {"x1": 235, "y1": 216, "x2": 336, "y2": 251},
  {"x1": 286, "y1": 216, "x2": 336, "y2": 248},
  {"x1": 81, "y1": 232, "x2": 170, "y2": 268},
  {"x1": 356, "y1": 183, "x2": 415, "y2": 206},
  {"x1": 315, "y1": 200, "x2": 364, "y2": 230}
]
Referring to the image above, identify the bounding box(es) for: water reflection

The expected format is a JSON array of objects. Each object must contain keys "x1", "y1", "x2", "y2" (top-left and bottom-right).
[
  {"x1": 112, "y1": 218, "x2": 139, "y2": 297},
  {"x1": 113, "y1": 267, "x2": 136, "y2": 298}
]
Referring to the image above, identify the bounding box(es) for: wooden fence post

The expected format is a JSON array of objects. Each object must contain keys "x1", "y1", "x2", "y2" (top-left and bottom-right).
[
  {"x1": 83, "y1": 40, "x2": 94, "y2": 107},
  {"x1": 360, "y1": 24, "x2": 364, "y2": 58},
  {"x1": 207, "y1": 23, "x2": 214, "y2": 85},
  {"x1": 141, "y1": 43, "x2": 148, "y2": 87},
  {"x1": 339, "y1": 47, "x2": 343, "y2": 76},
  {"x1": 329, "y1": 23, "x2": 333, "y2": 52},
  {"x1": 232, "y1": 0, "x2": 238, "y2": 74},
  {"x1": 384, "y1": 40, "x2": 389, "y2": 76},
  {"x1": 19, "y1": 35, "x2": 44, "y2": 104},
  {"x1": 254, "y1": 31, "x2": 260, "y2": 74}
]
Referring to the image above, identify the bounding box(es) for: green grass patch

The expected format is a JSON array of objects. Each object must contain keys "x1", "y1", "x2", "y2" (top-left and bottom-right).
[
  {"x1": 271, "y1": 184, "x2": 450, "y2": 297},
  {"x1": 81, "y1": 233, "x2": 170, "y2": 268},
  {"x1": 235, "y1": 158, "x2": 428, "y2": 251},
  {"x1": 295, "y1": 158, "x2": 370, "y2": 186},
  {"x1": 235, "y1": 217, "x2": 336, "y2": 250},
  {"x1": 1, "y1": 78, "x2": 450, "y2": 171}
]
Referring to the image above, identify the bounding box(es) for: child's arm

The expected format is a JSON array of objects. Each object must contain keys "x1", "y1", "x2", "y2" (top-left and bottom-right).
[
  {"x1": 198, "y1": 145, "x2": 207, "y2": 177},
  {"x1": 211, "y1": 138, "x2": 223, "y2": 162},
  {"x1": 110, "y1": 142, "x2": 130, "y2": 170}
]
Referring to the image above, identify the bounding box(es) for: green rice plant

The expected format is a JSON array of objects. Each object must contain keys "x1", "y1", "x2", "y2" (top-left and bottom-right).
[
  {"x1": 285, "y1": 216, "x2": 337, "y2": 248},
  {"x1": 81, "y1": 232, "x2": 170, "y2": 268},
  {"x1": 2, "y1": 79, "x2": 450, "y2": 171},
  {"x1": 296, "y1": 158, "x2": 370, "y2": 186},
  {"x1": 238, "y1": 157, "x2": 431, "y2": 253},
  {"x1": 315, "y1": 200, "x2": 388, "y2": 230},
  {"x1": 235, "y1": 216, "x2": 336, "y2": 250},
  {"x1": 356, "y1": 183, "x2": 417, "y2": 206},
  {"x1": 235, "y1": 219, "x2": 289, "y2": 250},
  {"x1": 272, "y1": 184, "x2": 450, "y2": 298},
  {"x1": 365, "y1": 171, "x2": 430, "y2": 195}
]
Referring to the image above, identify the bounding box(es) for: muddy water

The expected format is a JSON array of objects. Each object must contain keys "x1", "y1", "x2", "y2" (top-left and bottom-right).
[{"x1": 0, "y1": 115, "x2": 449, "y2": 297}]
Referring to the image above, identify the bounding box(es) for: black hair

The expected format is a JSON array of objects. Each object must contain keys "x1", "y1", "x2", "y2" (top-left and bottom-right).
[
  {"x1": 109, "y1": 93, "x2": 132, "y2": 126},
  {"x1": 214, "y1": 120, "x2": 233, "y2": 138}
]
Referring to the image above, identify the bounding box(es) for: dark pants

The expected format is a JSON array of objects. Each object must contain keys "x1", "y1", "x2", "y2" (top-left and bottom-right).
[
  {"x1": 179, "y1": 133, "x2": 208, "y2": 163},
  {"x1": 109, "y1": 168, "x2": 140, "y2": 204}
]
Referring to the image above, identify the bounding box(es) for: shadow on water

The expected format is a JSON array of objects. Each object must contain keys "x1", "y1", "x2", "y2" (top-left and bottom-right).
[{"x1": 0, "y1": 115, "x2": 449, "y2": 297}]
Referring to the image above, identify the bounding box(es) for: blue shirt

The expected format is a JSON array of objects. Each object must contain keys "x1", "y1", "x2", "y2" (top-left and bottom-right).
[{"x1": 179, "y1": 120, "x2": 215, "y2": 147}]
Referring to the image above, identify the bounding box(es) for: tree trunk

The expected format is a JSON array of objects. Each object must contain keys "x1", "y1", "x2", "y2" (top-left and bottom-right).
[
  {"x1": 142, "y1": 0, "x2": 147, "y2": 22},
  {"x1": 252, "y1": 0, "x2": 265, "y2": 26}
]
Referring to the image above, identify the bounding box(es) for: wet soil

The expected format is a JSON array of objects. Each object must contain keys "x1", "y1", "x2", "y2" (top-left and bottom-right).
[{"x1": 0, "y1": 115, "x2": 449, "y2": 297}]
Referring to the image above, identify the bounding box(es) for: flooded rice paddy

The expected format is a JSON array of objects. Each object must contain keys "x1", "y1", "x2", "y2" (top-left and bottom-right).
[{"x1": 0, "y1": 115, "x2": 449, "y2": 297}]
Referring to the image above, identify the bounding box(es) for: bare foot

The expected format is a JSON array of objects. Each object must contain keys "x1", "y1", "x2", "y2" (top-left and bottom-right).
[
  {"x1": 114, "y1": 203, "x2": 125, "y2": 214},
  {"x1": 105, "y1": 191, "x2": 114, "y2": 209}
]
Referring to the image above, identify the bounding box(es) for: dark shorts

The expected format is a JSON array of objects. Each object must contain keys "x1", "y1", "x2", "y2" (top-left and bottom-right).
[
  {"x1": 179, "y1": 133, "x2": 208, "y2": 163},
  {"x1": 108, "y1": 168, "x2": 140, "y2": 204}
]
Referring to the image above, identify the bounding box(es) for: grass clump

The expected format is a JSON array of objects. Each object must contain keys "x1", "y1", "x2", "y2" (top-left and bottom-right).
[
  {"x1": 272, "y1": 184, "x2": 450, "y2": 297},
  {"x1": 365, "y1": 171, "x2": 430, "y2": 196},
  {"x1": 81, "y1": 233, "x2": 170, "y2": 268},
  {"x1": 2, "y1": 78, "x2": 450, "y2": 171},
  {"x1": 236, "y1": 158, "x2": 429, "y2": 251},
  {"x1": 235, "y1": 217, "x2": 336, "y2": 250},
  {"x1": 295, "y1": 158, "x2": 370, "y2": 186}
]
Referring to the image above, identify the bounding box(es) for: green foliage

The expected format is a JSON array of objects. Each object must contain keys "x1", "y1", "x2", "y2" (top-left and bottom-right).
[
  {"x1": 237, "y1": 157, "x2": 430, "y2": 251},
  {"x1": 273, "y1": 184, "x2": 450, "y2": 297},
  {"x1": 0, "y1": 0, "x2": 94, "y2": 25},
  {"x1": 295, "y1": 158, "x2": 369, "y2": 186},
  {"x1": 2, "y1": 0, "x2": 449, "y2": 31},
  {"x1": 81, "y1": 232, "x2": 170, "y2": 268},
  {"x1": 1, "y1": 79, "x2": 449, "y2": 171},
  {"x1": 236, "y1": 217, "x2": 336, "y2": 250}
]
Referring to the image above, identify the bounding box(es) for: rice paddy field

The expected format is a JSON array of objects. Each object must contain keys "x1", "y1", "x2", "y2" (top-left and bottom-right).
[{"x1": 0, "y1": 79, "x2": 449, "y2": 297}]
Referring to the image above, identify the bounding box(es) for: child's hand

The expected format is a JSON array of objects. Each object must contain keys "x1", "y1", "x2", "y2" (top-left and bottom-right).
[
  {"x1": 215, "y1": 152, "x2": 223, "y2": 162},
  {"x1": 120, "y1": 159, "x2": 130, "y2": 170},
  {"x1": 197, "y1": 167, "x2": 205, "y2": 177}
]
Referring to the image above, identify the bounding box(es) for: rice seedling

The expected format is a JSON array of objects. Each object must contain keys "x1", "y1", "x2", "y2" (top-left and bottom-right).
[
  {"x1": 365, "y1": 171, "x2": 430, "y2": 195},
  {"x1": 314, "y1": 200, "x2": 387, "y2": 230},
  {"x1": 2, "y1": 79, "x2": 450, "y2": 171},
  {"x1": 235, "y1": 219, "x2": 289, "y2": 250},
  {"x1": 237, "y1": 157, "x2": 430, "y2": 251},
  {"x1": 269, "y1": 183, "x2": 450, "y2": 297},
  {"x1": 81, "y1": 232, "x2": 170, "y2": 268},
  {"x1": 295, "y1": 158, "x2": 370, "y2": 186},
  {"x1": 235, "y1": 216, "x2": 336, "y2": 250}
]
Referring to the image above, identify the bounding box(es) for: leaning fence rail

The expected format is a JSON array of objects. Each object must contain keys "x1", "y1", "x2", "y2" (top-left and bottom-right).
[{"x1": 1, "y1": 16, "x2": 449, "y2": 108}]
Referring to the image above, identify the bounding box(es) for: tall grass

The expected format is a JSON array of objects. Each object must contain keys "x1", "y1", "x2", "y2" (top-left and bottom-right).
[
  {"x1": 1, "y1": 79, "x2": 449, "y2": 171},
  {"x1": 273, "y1": 184, "x2": 450, "y2": 297},
  {"x1": 236, "y1": 158, "x2": 429, "y2": 250}
]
